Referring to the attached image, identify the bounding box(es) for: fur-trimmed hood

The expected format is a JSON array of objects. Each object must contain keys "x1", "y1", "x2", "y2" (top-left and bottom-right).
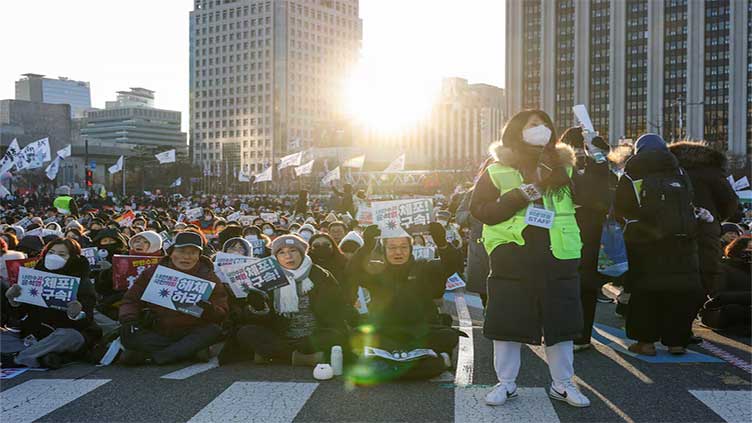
[
  {"x1": 668, "y1": 141, "x2": 728, "y2": 172},
  {"x1": 489, "y1": 142, "x2": 576, "y2": 169}
]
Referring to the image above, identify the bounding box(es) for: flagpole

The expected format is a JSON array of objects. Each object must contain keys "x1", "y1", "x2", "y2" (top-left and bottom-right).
[{"x1": 122, "y1": 156, "x2": 126, "y2": 196}]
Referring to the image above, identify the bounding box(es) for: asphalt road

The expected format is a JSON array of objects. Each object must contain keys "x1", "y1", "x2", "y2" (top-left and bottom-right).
[{"x1": 2, "y1": 293, "x2": 751, "y2": 423}]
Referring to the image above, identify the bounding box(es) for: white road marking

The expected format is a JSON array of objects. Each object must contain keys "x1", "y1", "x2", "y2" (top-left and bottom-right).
[
  {"x1": 689, "y1": 390, "x2": 752, "y2": 423},
  {"x1": 454, "y1": 290, "x2": 474, "y2": 387},
  {"x1": 161, "y1": 357, "x2": 219, "y2": 380},
  {"x1": 454, "y1": 386, "x2": 560, "y2": 423},
  {"x1": 1, "y1": 379, "x2": 110, "y2": 423},
  {"x1": 188, "y1": 381, "x2": 318, "y2": 423}
]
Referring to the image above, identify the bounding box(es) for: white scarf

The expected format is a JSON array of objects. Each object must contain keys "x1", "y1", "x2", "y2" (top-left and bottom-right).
[{"x1": 275, "y1": 255, "x2": 314, "y2": 316}]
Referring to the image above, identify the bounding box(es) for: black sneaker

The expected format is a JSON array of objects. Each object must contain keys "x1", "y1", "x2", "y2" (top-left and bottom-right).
[
  {"x1": 40, "y1": 353, "x2": 64, "y2": 370},
  {"x1": 119, "y1": 349, "x2": 150, "y2": 366}
]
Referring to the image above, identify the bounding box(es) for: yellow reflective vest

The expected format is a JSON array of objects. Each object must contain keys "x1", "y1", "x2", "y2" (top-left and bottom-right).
[{"x1": 481, "y1": 163, "x2": 582, "y2": 260}]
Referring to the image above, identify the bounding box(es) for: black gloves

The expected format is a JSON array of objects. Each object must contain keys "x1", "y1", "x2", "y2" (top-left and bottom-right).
[
  {"x1": 245, "y1": 286, "x2": 271, "y2": 316},
  {"x1": 428, "y1": 222, "x2": 447, "y2": 248},
  {"x1": 362, "y1": 225, "x2": 381, "y2": 250}
]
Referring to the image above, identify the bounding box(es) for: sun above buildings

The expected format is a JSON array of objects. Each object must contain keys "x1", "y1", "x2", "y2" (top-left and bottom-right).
[{"x1": 344, "y1": 62, "x2": 438, "y2": 133}]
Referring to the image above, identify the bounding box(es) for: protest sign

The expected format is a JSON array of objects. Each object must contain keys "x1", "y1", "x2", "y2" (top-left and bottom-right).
[
  {"x1": 185, "y1": 207, "x2": 203, "y2": 221},
  {"x1": 445, "y1": 273, "x2": 466, "y2": 291},
  {"x1": 356, "y1": 206, "x2": 373, "y2": 225},
  {"x1": 16, "y1": 217, "x2": 32, "y2": 229},
  {"x1": 81, "y1": 247, "x2": 104, "y2": 267},
  {"x1": 159, "y1": 231, "x2": 174, "y2": 250},
  {"x1": 238, "y1": 215, "x2": 255, "y2": 226},
  {"x1": 213, "y1": 252, "x2": 256, "y2": 285},
  {"x1": 140, "y1": 265, "x2": 215, "y2": 317},
  {"x1": 115, "y1": 210, "x2": 136, "y2": 227},
  {"x1": 412, "y1": 246, "x2": 436, "y2": 261},
  {"x1": 260, "y1": 212, "x2": 278, "y2": 223},
  {"x1": 220, "y1": 256, "x2": 289, "y2": 298},
  {"x1": 6, "y1": 257, "x2": 40, "y2": 285},
  {"x1": 249, "y1": 239, "x2": 266, "y2": 256},
  {"x1": 16, "y1": 267, "x2": 80, "y2": 310},
  {"x1": 0, "y1": 368, "x2": 30, "y2": 380},
  {"x1": 227, "y1": 211, "x2": 242, "y2": 222},
  {"x1": 112, "y1": 255, "x2": 163, "y2": 290},
  {"x1": 371, "y1": 198, "x2": 433, "y2": 238}
]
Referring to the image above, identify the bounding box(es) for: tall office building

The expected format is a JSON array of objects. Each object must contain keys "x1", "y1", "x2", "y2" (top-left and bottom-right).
[
  {"x1": 189, "y1": 0, "x2": 362, "y2": 176},
  {"x1": 15, "y1": 73, "x2": 92, "y2": 118},
  {"x1": 505, "y1": 0, "x2": 750, "y2": 165},
  {"x1": 355, "y1": 78, "x2": 505, "y2": 170}
]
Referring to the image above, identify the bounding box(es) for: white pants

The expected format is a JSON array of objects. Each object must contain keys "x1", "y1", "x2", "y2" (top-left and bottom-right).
[{"x1": 493, "y1": 340, "x2": 574, "y2": 389}]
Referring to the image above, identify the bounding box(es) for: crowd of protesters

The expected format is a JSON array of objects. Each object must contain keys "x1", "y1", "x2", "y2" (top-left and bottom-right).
[{"x1": 0, "y1": 108, "x2": 750, "y2": 409}]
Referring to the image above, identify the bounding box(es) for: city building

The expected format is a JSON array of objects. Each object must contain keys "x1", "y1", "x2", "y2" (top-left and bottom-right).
[
  {"x1": 105, "y1": 87, "x2": 155, "y2": 109},
  {"x1": 505, "y1": 0, "x2": 750, "y2": 167},
  {"x1": 15, "y1": 73, "x2": 92, "y2": 118},
  {"x1": 354, "y1": 77, "x2": 506, "y2": 170},
  {"x1": 189, "y1": 0, "x2": 363, "y2": 176}
]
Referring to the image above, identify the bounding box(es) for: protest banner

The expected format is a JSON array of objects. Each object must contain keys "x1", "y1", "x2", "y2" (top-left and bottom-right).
[
  {"x1": 412, "y1": 246, "x2": 436, "y2": 261},
  {"x1": 6, "y1": 257, "x2": 40, "y2": 285},
  {"x1": 15, "y1": 217, "x2": 32, "y2": 229},
  {"x1": 115, "y1": 210, "x2": 136, "y2": 227},
  {"x1": 371, "y1": 198, "x2": 434, "y2": 238},
  {"x1": 16, "y1": 267, "x2": 80, "y2": 311},
  {"x1": 220, "y1": 256, "x2": 289, "y2": 298},
  {"x1": 226, "y1": 211, "x2": 242, "y2": 222},
  {"x1": 140, "y1": 265, "x2": 215, "y2": 317},
  {"x1": 238, "y1": 215, "x2": 255, "y2": 226},
  {"x1": 112, "y1": 255, "x2": 163, "y2": 290},
  {"x1": 355, "y1": 206, "x2": 373, "y2": 225},
  {"x1": 445, "y1": 273, "x2": 466, "y2": 291}
]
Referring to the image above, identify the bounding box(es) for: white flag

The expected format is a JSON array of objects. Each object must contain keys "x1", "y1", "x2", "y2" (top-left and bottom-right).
[
  {"x1": 0, "y1": 139, "x2": 20, "y2": 174},
  {"x1": 238, "y1": 170, "x2": 251, "y2": 182},
  {"x1": 170, "y1": 177, "x2": 182, "y2": 187},
  {"x1": 16, "y1": 138, "x2": 51, "y2": 170},
  {"x1": 342, "y1": 155, "x2": 365, "y2": 169},
  {"x1": 56, "y1": 144, "x2": 71, "y2": 159},
  {"x1": 108, "y1": 156, "x2": 124, "y2": 174},
  {"x1": 294, "y1": 159, "x2": 315, "y2": 176},
  {"x1": 254, "y1": 166, "x2": 273, "y2": 183},
  {"x1": 155, "y1": 149, "x2": 176, "y2": 164},
  {"x1": 279, "y1": 151, "x2": 303, "y2": 169},
  {"x1": 45, "y1": 157, "x2": 61, "y2": 180},
  {"x1": 384, "y1": 153, "x2": 405, "y2": 172},
  {"x1": 322, "y1": 166, "x2": 341, "y2": 185}
]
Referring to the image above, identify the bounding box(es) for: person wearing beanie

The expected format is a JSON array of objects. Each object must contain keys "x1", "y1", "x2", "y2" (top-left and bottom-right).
[
  {"x1": 92, "y1": 229, "x2": 131, "y2": 321},
  {"x1": 614, "y1": 133, "x2": 703, "y2": 357},
  {"x1": 470, "y1": 110, "x2": 609, "y2": 407},
  {"x1": 721, "y1": 222, "x2": 745, "y2": 247},
  {"x1": 345, "y1": 223, "x2": 462, "y2": 382},
  {"x1": 17, "y1": 235, "x2": 44, "y2": 258},
  {"x1": 129, "y1": 230, "x2": 164, "y2": 255},
  {"x1": 222, "y1": 237, "x2": 253, "y2": 257},
  {"x1": 8, "y1": 225, "x2": 25, "y2": 240},
  {"x1": 338, "y1": 231, "x2": 364, "y2": 260},
  {"x1": 64, "y1": 228, "x2": 93, "y2": 248},
  {"x1": 119, "y1": 231, "x2": 228, "y2": 365},
  {"x1": 218, "y1": 233, "x2": 349, "y2": 367}
]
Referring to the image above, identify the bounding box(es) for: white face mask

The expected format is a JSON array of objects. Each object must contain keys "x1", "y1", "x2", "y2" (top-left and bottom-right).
[
  {"x1": 44, "y1": 253, "x2": 67, "y2": 270},
  {"x1": 522, "y1": 124, "x2": 552, "y2": 146},
  {"x1": 245, "y1": 235, "x2": 259, "y2": 241},
  {"x1": 263, "y1": 228, "x2": 274, "y2": 236},
  {"x1": 300, "y1": 231, "x2": 312, "y2": 241}
]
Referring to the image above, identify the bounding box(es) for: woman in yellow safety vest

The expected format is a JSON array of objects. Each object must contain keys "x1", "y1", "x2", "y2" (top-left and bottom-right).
[{"x1": 470, "y1": 110, "x2": 609, "y2": 408}]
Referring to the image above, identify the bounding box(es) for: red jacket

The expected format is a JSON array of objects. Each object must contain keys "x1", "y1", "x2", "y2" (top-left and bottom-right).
[{"x1": 119, "y1": 255, "x2": 228, "y2": 335}]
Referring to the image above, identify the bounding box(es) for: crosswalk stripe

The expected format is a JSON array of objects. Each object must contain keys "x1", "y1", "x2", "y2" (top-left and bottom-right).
[
  {"x1": 1, "y1": 379, "x2": 110, "y2": 423},
  {"x1": 161, "y1": 357, "x2": 219, "y2": 380},
  {"x1": 188, "y1": 381, "x2": 318, "y2": 423},
  {"x1": 689, "y1": 390, "x2": 752, "y2": 423},
  {"x1": 454, "y1": 386, "x2": 560, "y2": 423},
  {"x1": 454, "y1": 290, "x2": 474, "y2": 387}
]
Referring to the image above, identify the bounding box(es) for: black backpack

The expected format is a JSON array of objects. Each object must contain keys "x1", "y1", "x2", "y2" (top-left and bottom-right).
[{"x1": 633, "y1": 168, "x2": 697, "y2": 241}]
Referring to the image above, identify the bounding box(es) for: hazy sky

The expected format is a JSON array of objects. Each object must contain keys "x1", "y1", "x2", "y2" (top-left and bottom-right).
[{"x1": 0, "y1": 0, "x2": 505, "y2": 132}]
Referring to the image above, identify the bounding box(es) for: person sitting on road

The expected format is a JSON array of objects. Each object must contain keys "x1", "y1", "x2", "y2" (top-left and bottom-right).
[
  {"x1": 345, "y1": 223, "x2": 462, "y2": 381},
  {"x1": 218, "y1": 234, "x2": 349, "y2": 367},
  {"x1": 118, "y1": 232, "x2": 228, "y2": 365},
  {"x1": 2, "y1": 238, "x2": 100, "y2": 369},
  {"x1": 700, "y1": 235, "x2": 752, "y2": 334}
]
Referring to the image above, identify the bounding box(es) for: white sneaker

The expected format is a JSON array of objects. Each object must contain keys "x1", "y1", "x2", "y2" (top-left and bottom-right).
[
  {"x1": 485, "y1": 383, "x2": 518, "y2": 406},
  {"x1": 549, "y1": 382, "x2": 591, "y2": 408}
]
